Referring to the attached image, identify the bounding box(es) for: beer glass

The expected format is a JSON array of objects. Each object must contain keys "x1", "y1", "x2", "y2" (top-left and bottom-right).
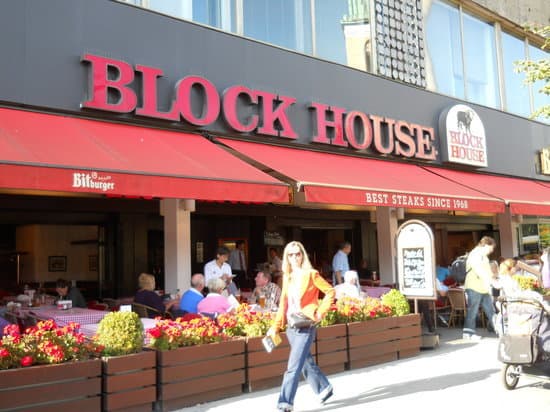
[{"x1": 258, "y1": 294, "x2": 266, "y2": 308}]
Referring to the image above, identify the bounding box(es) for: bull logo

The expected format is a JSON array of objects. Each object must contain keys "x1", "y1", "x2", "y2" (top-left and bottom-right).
[{"x1": 456, "y1": 110, "x2": 474, "y2": 134}]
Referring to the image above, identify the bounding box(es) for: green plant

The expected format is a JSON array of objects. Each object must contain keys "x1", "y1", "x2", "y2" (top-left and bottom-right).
[
  {"x1": 0, "y1": 320, "x2": 100, "y2": 370},
  {"x1": 94, "y1": 311, "x2": 144, "y2": 356},
  {"x1": 381, "y1": 289, "x2": 410, "y2": 316}
]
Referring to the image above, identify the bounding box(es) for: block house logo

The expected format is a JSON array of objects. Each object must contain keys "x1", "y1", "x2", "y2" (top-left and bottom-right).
[{"x1": 440, "y1": 104, "x2": 487, "y2": 167}]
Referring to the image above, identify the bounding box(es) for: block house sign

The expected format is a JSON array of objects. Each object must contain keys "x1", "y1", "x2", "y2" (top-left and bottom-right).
[{"x1": 81, "y1": 54, "x2": 438, "y2": 162}]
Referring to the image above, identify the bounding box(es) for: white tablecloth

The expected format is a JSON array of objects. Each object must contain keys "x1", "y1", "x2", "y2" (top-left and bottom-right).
[
  {"x1": 30, "y1": 306, "x2": 108, "y2": 326},
  {"x1": 361, "y1": 286, "x2": 391, "y2": 298}
]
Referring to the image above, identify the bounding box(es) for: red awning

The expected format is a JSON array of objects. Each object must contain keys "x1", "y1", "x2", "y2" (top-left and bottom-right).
[
  {"x1": 425, "y1": 167, "x2": 550, "y2": 216},
  {"x1": 219, "y1": 139, "x2": 504, "y2": 213},
  {"x1": 0, "y1": 108, "x2": 288, "y2": 202}
]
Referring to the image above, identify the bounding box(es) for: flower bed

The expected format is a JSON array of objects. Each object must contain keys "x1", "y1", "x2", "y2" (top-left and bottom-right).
[{"x1": 0, "y1": 320, "x2": 102, "y2": 410}]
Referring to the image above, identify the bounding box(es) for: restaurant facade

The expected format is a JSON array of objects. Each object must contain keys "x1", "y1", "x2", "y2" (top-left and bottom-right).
[{"x1": 0, "y1": 0, "x2": 549, "y2": 298}]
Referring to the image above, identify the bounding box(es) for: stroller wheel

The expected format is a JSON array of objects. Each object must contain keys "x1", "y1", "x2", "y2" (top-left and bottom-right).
[{"x1": 502, "y1": 364, "x2": 521, "y2": 390}]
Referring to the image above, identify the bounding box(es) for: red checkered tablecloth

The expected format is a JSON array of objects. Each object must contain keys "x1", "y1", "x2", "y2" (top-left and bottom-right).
[{"x1": 31, "y1": 306, "x2": 108, "y2": 326}]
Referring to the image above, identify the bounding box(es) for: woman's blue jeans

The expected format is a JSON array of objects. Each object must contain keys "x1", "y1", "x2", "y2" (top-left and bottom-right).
[
  {"x1": 277, "y1": 326, "x2": 331, "y2": 410},
  {"x1": 463, "y1": 288, "x2": 494, "y2": 335}
]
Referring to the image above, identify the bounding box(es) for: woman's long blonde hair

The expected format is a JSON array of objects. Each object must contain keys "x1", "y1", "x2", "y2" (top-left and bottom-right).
[
  {"x1": 499, "y1": 258, "x2": 516, "y2": 276},
  {"x1": 281, "y1": 241, "x2": 314, "y2": 275}
]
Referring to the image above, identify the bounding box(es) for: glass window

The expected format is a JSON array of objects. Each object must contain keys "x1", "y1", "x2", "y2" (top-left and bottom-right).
[
  {"x1": 242, "y1": 0, "x2": 312, "y2": 54},
  {"x1": 462, "y1": 12, "x2": 500, "y2": 108},
  {"x1": 147, "y1": 0, "x2": 235, "y2": 32},
  {"x1": 426, "y1": 1, "x2": 465, "y2": 99},
  {"x1": 528, "y1": 44, "x2": 550, "y2": 122},
  {"x1": 501, "y1": 32, "x2": 530, "y2": 117},
  {"x1": 314, "y1": 0, "x2": 348, "y2": 64}
]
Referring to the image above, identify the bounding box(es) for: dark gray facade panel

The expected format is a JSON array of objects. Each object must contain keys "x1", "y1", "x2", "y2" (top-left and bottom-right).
[{"x1": 0, "y1": 0, "x2": 548, "y2": 180}]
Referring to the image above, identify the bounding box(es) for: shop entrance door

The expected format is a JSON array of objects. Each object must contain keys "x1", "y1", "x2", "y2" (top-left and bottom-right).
[{"x1": 301, "y1": 228, "x2": 354, "y2": 279}]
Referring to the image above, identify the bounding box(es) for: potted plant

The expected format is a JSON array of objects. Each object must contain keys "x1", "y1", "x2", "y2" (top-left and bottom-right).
[
  {"x1": 148, "y1": 316, "x2": 245, "y2": 411},
  {"x1": 0, "y1": 320, "x2": 102, "y2": 410},
  {"x1": 95, "y1": 311, "x2": 156, "y2": 412}
]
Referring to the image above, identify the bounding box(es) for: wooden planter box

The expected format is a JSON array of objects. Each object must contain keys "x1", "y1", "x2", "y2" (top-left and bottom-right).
[
  {"x1": 245, "y1": 332, "x2": 316, "y2": 392},
  {"x1": 156, "y1": 339, "x2": 245, "y2": 411},
  {"x1": 0, "y1": 358, "x2": 102, "y2": 411},
  {"x1": 347, "y1": 314, "x2": 421, "y2": 370},
  {"x1": 395, "y1": 314, "x2": 422, "y2": 359},
  {"x1": 315, "y1": 323, "x2": 348, "y2": 374},
  {"x1": 102, "y1": 350, "x2": 156, "y2": 412},
  {"x1": 245, "y1": 333, "x2": 290, "y2": 392}
]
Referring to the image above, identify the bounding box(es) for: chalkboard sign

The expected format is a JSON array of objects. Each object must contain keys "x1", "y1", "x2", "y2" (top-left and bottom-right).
[
  {"x1": 402, "y1": 247, "x2": 426, "y2": 289},
  {"x1": 396, "y1": 220, "x2": 436, "y2": 299}
]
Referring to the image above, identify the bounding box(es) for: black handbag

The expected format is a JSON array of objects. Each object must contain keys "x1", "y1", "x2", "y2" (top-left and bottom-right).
[{"x1": 287, "y1": 312, "x2": 315, "y2": 329}]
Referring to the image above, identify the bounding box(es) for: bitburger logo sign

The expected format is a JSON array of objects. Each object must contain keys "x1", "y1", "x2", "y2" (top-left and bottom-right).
[
  {"x1": 439, "y1": 104, "x2": 487, "y2": 167},
  {"x1": 72, "y1": 171, "x2": 115, "y2": 192}
]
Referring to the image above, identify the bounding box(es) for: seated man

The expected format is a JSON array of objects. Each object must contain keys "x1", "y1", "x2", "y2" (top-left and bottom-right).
[
  {"x1": 249, "y1": 270, "x2": 281, "y2": 308},
  {"x1": 55, "y1": 278, "x2": 87, "y2": 308},
  {"x1": 178, "y1": 273, "x2": 205, "y2": 315},
  {"x1": 334, "y1": 270, "x2": 360, "y2": 300}
]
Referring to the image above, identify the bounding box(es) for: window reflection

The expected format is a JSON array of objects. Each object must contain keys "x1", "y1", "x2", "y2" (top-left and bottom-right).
[
  {"x1": 243, "y1": 0, "x2": 312, "y2": 53},
  {"x1": 426, "y1": 1, "x2": 465, "y2": 99},
  {"x1": 528, "y1": 44, "x2": 550, "y2": 122},
  {"x1": 462, "y1": 12, "x2": 500, "y2": 108},
  {"x1": 148, "y1": 0, "x2": 235, "y2": 32},
  {"x1": 501, "y1": 32, "x2": 530, "y2": 117},
  {"x1": 314, "y1": 0, "x2": 348, "y2": 65}
]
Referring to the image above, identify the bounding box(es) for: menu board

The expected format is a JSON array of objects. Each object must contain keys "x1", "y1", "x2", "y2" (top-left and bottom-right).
[
  {"x1": 402, "y1": 247, "x2": 426, "y2": 289},
  {"x1": 396, "y1": 220, "x2": 436, "y2": 299}
]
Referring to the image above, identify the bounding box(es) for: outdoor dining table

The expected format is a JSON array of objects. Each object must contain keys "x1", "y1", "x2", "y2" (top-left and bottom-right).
[{"x1": 29, "y1": 305, "x2": 108, "y2": 326}]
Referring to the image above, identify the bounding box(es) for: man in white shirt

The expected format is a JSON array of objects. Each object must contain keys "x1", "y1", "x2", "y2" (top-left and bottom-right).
[
  {"x1": 229, "y1": 240, "x2": 247, "y2": 280},
  {"x1": 334, "y1": 270, "x2": 360, "y2": 300},
  {"x1": 204, "y1": 247, "x2": 237, "y2": 295}
]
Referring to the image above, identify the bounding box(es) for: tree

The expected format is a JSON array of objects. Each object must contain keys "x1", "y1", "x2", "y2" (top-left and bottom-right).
[{"x1": 515, "y1": 25, "x2": 549, "y2": 120}]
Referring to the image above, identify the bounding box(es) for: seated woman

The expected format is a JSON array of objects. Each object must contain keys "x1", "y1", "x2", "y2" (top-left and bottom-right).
[
  {"x1": 197, "y1": 278, "x2": 235, "y2": 316},
  {"x1": 134, "y1": 273, "x2": 178, "y2": 317},
  {"x1": 55, "y1": 278, "x2": 87, "y2": 308}
]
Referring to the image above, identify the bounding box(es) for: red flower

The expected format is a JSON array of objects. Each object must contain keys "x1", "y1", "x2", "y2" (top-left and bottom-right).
[
  {"x1": 147, "y1": 327, "x2": 162, "y2": 339},
  {"x1": 20, "y1": 356, "x2": 33, "y2": 367}
]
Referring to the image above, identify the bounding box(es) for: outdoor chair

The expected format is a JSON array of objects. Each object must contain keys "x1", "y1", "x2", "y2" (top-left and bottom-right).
[
  {"x1": 434, "y1": 295, "x2": 451, "y2": 327},
  {"x1": 131, "y1": 302, "x2": 171, "y2": 319},
  {"x1": 447, "y1": 288, "x2": 467, "y2": 327}
]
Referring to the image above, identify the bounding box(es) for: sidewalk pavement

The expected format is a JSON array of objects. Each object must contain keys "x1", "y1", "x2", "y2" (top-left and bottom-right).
[{"x1": 174, "y1": 327, "x2": 549, "y2": 412}]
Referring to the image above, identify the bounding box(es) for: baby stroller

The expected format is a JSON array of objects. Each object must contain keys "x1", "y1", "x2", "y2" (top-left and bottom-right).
[{"x1": 497, "y1": 297, "x2": 550, "y2": 389}]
